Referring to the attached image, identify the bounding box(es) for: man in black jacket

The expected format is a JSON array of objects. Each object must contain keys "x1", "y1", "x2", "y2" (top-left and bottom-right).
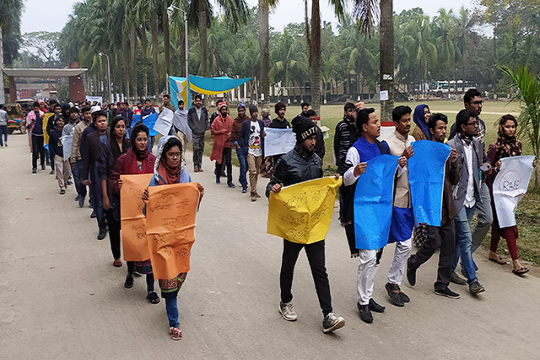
[
  {"x1": 266, "y1": 117, "x2": 345, "y2": 334},
  {"x1": 188, "y1": 94, "x2": 209, "y2": 172}
]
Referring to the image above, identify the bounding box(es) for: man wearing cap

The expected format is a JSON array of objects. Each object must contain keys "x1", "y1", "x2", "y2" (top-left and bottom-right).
[
  {"x1": 231, "y1": 102, "x2": 250, "y2": 192},
  {"x1": 241, "y1": 104, "x2": 265, "y2": 201},
  {"x1": 266, "y1": 116, "x2": 346, "y2": 334},
  {"x1": 210, "y1": 102, "x2": 235, "y2": 187}
]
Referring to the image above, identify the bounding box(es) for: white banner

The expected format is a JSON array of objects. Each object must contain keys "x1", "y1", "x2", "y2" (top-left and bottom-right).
[
  {"x1": 61, "y1": 135, "x2": 73, "y2": 160},
  {"x1": 493, "y1": 155, "x2": 535, "y2": 228},
  {"x1": 264, "y1": 128, "x2": 296, "y2": 156},
  {"x1": 153, "y1": 107, "x2": 174, "y2": 136},
  {"x1": 86, "y1": 96, "x2": 103, "y2": 104}
]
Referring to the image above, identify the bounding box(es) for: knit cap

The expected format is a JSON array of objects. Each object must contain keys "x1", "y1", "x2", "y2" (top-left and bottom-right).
[
  {"x1": 292, "y1": 115, "x2": 317, "y2": 143},
  {"x1": 249, "y1": 104, "x2": 258, "y2": 115}
]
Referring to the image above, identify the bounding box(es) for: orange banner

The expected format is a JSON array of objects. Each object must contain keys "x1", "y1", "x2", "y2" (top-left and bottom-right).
[
  {"x1": 120, "y1": 174, "x2": 153, "y2": 261},
  {"x1": 146, "y1": 183, "x2": 199, "y2": 280}
]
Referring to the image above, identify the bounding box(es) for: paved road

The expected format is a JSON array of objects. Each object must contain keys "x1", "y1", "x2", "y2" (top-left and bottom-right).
[{"x1": 1, "y1": 133, "x2": 539, "y2": 359}]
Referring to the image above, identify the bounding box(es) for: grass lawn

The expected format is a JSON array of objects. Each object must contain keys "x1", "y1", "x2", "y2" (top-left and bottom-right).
[{"x1": 191, "y1": 100, "x2": 540, "y2": 266}]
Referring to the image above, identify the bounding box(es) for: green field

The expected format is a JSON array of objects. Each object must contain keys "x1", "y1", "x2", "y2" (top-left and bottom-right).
[{"x1": 195, "y1": 100, "x2": 540, "y2": 266}]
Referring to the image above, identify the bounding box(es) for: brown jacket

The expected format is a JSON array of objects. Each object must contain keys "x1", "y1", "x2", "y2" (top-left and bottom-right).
[{"x1": 441, "y1": 154, "x2": 459, "y2": 224}]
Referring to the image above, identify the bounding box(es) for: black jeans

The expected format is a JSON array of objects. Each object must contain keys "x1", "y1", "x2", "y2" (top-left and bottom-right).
[
  {"x1": 32, "y1": 135, "x2": 45, "y2": 169},
  {"x1": 280, "y1": 239, "x2": 333, "y2": 316},
  {"x1": 410, "y1": 221, "x2": 455, "y2": 291},
  {"x1": 215, "y1": 147, "x2": 232, "y2": 183},
  {"x1": 127, "y1": 262, "x2": 155, "y2": 292},
  {"x1": 105, "y1": 209, "x2": 121, "y2": 260}
]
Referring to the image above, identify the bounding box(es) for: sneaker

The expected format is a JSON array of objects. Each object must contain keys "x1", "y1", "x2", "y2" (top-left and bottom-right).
[
  {"x1": 67, "y1": 180, "x2": 73, "y2": 185},
  {"x1": 278, "y1": 301, "x2": 298, "y2": 321},
  {"x1": 242, "y1": 188, "x2": 247, "y2": 193},
  {"x1": 322, "y1": 313, "x2": 345, "y2": 333},
  {"x1": 170, "y1": 327, "x2": 182, "y2": 341},
  {"x1": 124, "y1": 275, "x2": 134, "y2": 288},
  {"x1": 90, "y1": 210, "x2": 97, "y2": 218},
  {"x1": 251, "y1": 194, "x2": 257, "y2": 202},
  {"x1": 79, "y1": 196, "x2": 85, "y2": 208},
  {"x1": 469, "y1": 281, "x2": 485, "y2": 295},
  {"x1": 435, "y1": 287, "x2": 460, "y2": 299},
  {"x1": 227, "y1": 182, "x2": 235, "y2": 188},
  {"x1": 450, "y1": 271, "x2": 467, "y2": 285},
  {"x1": 41, "y1": 164, "x2": 46, "y2": 170},
  {"x1": 75, "y1": 195, "x2": 81, "y2": 202},
  {"x1": 32, "y1": 168, "x2": 37, "y2": 174},
  {"x1": 97, "y1": 228, "x2": 107, "y2": 240},
  {"x1": 406, "y1": 257, "x2": 416, "y2": 286},
  {"x1": 216, "y1": 178, "x2": 221, "y2": 184}
]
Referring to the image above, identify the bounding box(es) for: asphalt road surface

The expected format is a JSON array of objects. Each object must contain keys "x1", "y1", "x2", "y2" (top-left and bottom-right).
[{"x1": 1, "y1": 133, "x2": 539, "y2": 359}]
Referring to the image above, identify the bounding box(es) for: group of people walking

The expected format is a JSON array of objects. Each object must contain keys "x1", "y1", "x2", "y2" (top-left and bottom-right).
[{"x1": 21, "y1": 87, "x2": 532, "y2": 337}]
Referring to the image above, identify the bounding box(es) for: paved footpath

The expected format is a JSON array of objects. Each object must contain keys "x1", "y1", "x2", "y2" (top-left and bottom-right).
[{"x1": 1, "y1": 133, "x2": 540, "y2": 359}]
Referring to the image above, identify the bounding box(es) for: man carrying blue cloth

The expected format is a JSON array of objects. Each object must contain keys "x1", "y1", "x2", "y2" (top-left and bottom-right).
[{"x1": 343, "y1": 108, "x2": 407, "y2": 324}]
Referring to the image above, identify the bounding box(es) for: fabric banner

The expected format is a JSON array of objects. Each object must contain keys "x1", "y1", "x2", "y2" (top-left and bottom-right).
[
  {"x1": 354, "y1": 155, "x2": 399, "y2": 250},
  {"x1": 169, "y1": 77, "x2": 190, "y2": 110},
  {"x1": 493, "y1": 155, "x2": 535, "y2": 228},
  {"x1": 154, "y1": 107, "x2": 174, "y2": 136},
  {"x1": 264, "y1": 128, "x2": 296, "y2": 156},
  {"x1": 172, "y1": 109, "x2": 192, "y2": 143},
  {"x1": 267, "y1": 177, "x2": 342, "y2": 244},
  {"x1": 142, "y1": 113, "x2": 158, "y2": 136},
  {"x1": 61, "y1": 134, "x2": 73, "y2": 160},
  {"x1": 86, "y1": 96, "x2": 103, "y2": 104},
  {"x1": 42, "y1": 113, "x2": 53, "y2": 150},
  {"x1": 132, "y1": 114, "x2": 141, "y2": 127},
  {"x1": 146, "y1": 183, "x2": 200, "y2": 280},
  {"x1": 408, "y1": 140, "x2": 451, "y2": 226},
  {"x1": 120, "y1": 174, "x2": 153, "y2": 261}
]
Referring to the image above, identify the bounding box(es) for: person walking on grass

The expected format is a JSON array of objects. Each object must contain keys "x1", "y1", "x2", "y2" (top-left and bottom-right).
[
  {"x1": 406, "y1": 113, "x2": 461, "y2": 299},
  {"x1": 266, "y1": 117, "x2": 345, "y2": 334},
  {"x1": 109, "y1": 123, "x2": 159, "y2": 302},
  {"x1": 142, "y1": 135, "x2": 204, "y2": 341}
]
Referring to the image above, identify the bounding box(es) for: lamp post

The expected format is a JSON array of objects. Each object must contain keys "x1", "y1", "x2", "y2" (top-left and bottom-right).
[
  {"x1": 99, "y1": 52, "x2": 112, "y2": 103},
  {"x1": 168, "y1": 5, "x2": 189, "y2": 106}
]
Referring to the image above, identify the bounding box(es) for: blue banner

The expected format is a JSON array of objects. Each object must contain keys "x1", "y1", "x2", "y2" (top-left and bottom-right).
[
  {"x1": 408, "y1": 140, "x2": 451, "y2": 226},
  {"x1": 142, "y1": 113, "x2": 158, "y2": 137},
  {"x1": 354, "y1": 155, "x2": 399, "y2": 250}
]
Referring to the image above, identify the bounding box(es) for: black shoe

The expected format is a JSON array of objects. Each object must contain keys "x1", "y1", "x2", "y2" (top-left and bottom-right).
[
  {"x1": 400, "y1": 291, "x2": 410, "y2": 303},
  {"x1": 435, "y1": 286, "x2": 460, "y2": 299},
  {"x1": 357, "y1": 303, "x2": 373, "y2": 323},
  {"x1": 75, "y1": 195, "x2": 80, "y2": 202},
  {"x1": 221, "y1": 172, "x2": 226, "y2": 177},
  {"x1": 450, "y1": 271, "x2": 467, "y2": 285},
  {"x1": 124, "y1": 275, "x2": 134, "y2": 288},
  {"x1": 90, "y1": 210, "x2": 97, "y2": 218},
  {"x1": 407, "y1": 257, "x2": 416, "y2": 286},
  {"x1": 32, "y1": 168, "x2": 37, "y2": 173},
  {"x1": 368, "y1": 298, "x2": 385, "y2": 313},
  {"x1": 97, "y1": 228, "x2": 107, "y2": 240},
  {"x1": 385, "y1": 283, "x2": 405, "y2": 307},
  {"x1": 41, "y1": 164, "x2": 46, "y2": 170},
  {"x1": 227, "y1": 182, "x2": 235, "y2": 188}
]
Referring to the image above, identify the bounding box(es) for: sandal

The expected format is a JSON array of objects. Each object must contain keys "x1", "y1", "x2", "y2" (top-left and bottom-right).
[
  {"x1": 147, "y1": 291, "x2": 160, "y2": 304},
  {"x1": 170, "y1": 327, "x2": 182, "y2": 341},
  {"x1": 113, "y1": 259, "x2": 122, "y2": 267},
  {"x1": 60, "y1": 189, "x2": 66, "y2": 195},
  {"x1": 489, "y1": 256, "x2": 507, "y2": 265},
  {"x1": 512, "y1": 267, "x2": 529, "y2": 276},
  {"x1": 124, "y1": 275, "x2": 134, "y2": 288}
]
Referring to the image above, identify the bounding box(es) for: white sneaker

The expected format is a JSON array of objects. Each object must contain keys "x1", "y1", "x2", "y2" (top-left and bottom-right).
[
  {"x1": 322, "y1": 313, "x2": 345, "y2": 333},
  {"x1": 279, "y1": 301, "x2": 298, "y2": 321}
]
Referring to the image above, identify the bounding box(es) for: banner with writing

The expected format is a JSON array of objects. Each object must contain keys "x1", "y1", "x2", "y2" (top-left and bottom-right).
[{"x1": 264, "y1": 128, "x2": 296, "y2": 156}]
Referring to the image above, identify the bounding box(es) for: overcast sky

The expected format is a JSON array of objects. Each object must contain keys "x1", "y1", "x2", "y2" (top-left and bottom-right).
[{"x1": 21, "y1": 0, "x2": 476, "y2": 35}]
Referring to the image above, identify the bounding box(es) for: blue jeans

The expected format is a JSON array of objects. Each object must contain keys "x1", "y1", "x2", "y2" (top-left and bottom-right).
[
  {"x1": 236, "y1": 147, "x2": 248, "y2": 190},
  {"x1": 165, "y1": 297, "x2": 180, "y2": 328},
  {"x1": 452, "y1": 205, "x2": 478, "y2": 284},
  {"x1": 148, "y1": 136, "x2": 155, "y2": 153},
  {"x1": 90, "y1": 180, "x2": 105, "y2": 230},
  {"x1": 73, "y1": 160, "x2": 87, "y2": 197},
  {"x1": 0, "y1": 125, "x2": 7, "y2": 146}
]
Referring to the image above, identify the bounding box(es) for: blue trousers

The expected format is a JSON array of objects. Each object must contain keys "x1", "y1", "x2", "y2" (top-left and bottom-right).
[
  {"x1": 0, "y1": 125, "x2": 7, "y2": 146},
  {"x1": 452, "y1": 205, "x2": 479, "y2": 284},
  {"x1": 236, "y1": 147, "x2": 248, "y2": 190},
  {"x1": 165, "y1": 297, "x2": 180, "y2": 328}
]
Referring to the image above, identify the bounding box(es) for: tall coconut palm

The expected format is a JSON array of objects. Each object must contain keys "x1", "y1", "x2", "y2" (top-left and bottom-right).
[{"x1": 259, "y1": 0, "x2": 278, "y2": 107}]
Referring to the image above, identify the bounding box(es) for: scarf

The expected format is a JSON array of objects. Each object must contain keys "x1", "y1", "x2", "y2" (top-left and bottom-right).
[
  {"x1": 131, "y1": 123, "x2": 150, "y2": 161},
  {"x1": 123, "y1": 148, "x2": 154, "y2": 175},
  {"x1": 413, "y1": 105, "x2": 430, "y2": 140},
  {"x1": 494, "y1": 123, "x2": 521, "y2": 162},
  {"x1": 154, "y1": 135, "x2": 182, "y2": 185},
  {"x1": 210, "y1": 113, "x2": 233, "y2": 163}
]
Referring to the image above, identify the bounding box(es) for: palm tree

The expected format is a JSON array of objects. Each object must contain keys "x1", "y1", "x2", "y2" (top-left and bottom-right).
[{"x1": 259, "y1": 0, "x2": 278, "y2": 107}]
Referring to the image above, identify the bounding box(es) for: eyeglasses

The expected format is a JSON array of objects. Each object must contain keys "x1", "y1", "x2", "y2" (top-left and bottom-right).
[
  {"x1": 471, "y1": 101, "x2": 483, "y2": 105},
  {"x1": 467, "y1": 121, "x2": 478, "y2": 126},
  {"x1": 166, "y1": 152, "x2": 181, "y2": 158}
]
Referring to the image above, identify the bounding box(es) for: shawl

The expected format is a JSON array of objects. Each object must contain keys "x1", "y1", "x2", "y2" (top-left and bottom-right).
[
  {"x1": 413, "y1": 105, "x2": 430, "y2": 140},
  {"x1": 172, "y1": 109, "x2": 192, "y2": 142},
  {"x1": 210, "y1": 113, "x2": 233, "y2": 163},
  {"x1": 493, "y1": 121, "x2": 522, "y2": 162},
  {"x1": 131, "y1": 123, "x2": 150, "y2": 161},
  {"x1": 123, "y1": 148, "x2": 155, "y2": 175},
  {"x1": 153, "y1": 135, "x2": 184, "y2": 185}
]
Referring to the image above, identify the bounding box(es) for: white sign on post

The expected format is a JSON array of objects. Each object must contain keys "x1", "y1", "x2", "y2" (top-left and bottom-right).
[
  {"x1": 264, "y1": 128, "x2": 296, "y2": 156},
  {"x1": 493, "y1": 155, "x2": 535, "y2": 228},
  {"x1": 153, "y1": 107, "x2": 175, "y2": 136}
]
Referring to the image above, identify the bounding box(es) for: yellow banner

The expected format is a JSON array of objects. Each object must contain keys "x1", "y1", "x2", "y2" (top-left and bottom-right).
[
  {"x1": 120, "y1": 174, "x2": 153, "y2": 261},
  {"x1": 267, "y1": 177, "x2": 342, "y2": 244},
  {"x1": 42, "y1": 113, "x2": 53, "y2": 146},
  {"x1": 146, "y1": 183, "x2": 200, "y2": 280}
]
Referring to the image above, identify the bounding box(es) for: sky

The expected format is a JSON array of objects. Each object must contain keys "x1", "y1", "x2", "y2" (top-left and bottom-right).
[{"x1": 21, "y1": 0, "x2": 476, "y2": 35}]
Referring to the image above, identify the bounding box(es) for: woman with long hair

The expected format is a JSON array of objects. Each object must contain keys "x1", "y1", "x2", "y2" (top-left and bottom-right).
[
  {"x1": 109, "y1": 123, "x2": 160, "y2": 303},
  {"x1": 143, "y1": 135, "x2": 204, "y2": 340},
  {"x1": 487, "y1": 114, "x2": 530, "y2": 276}
]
